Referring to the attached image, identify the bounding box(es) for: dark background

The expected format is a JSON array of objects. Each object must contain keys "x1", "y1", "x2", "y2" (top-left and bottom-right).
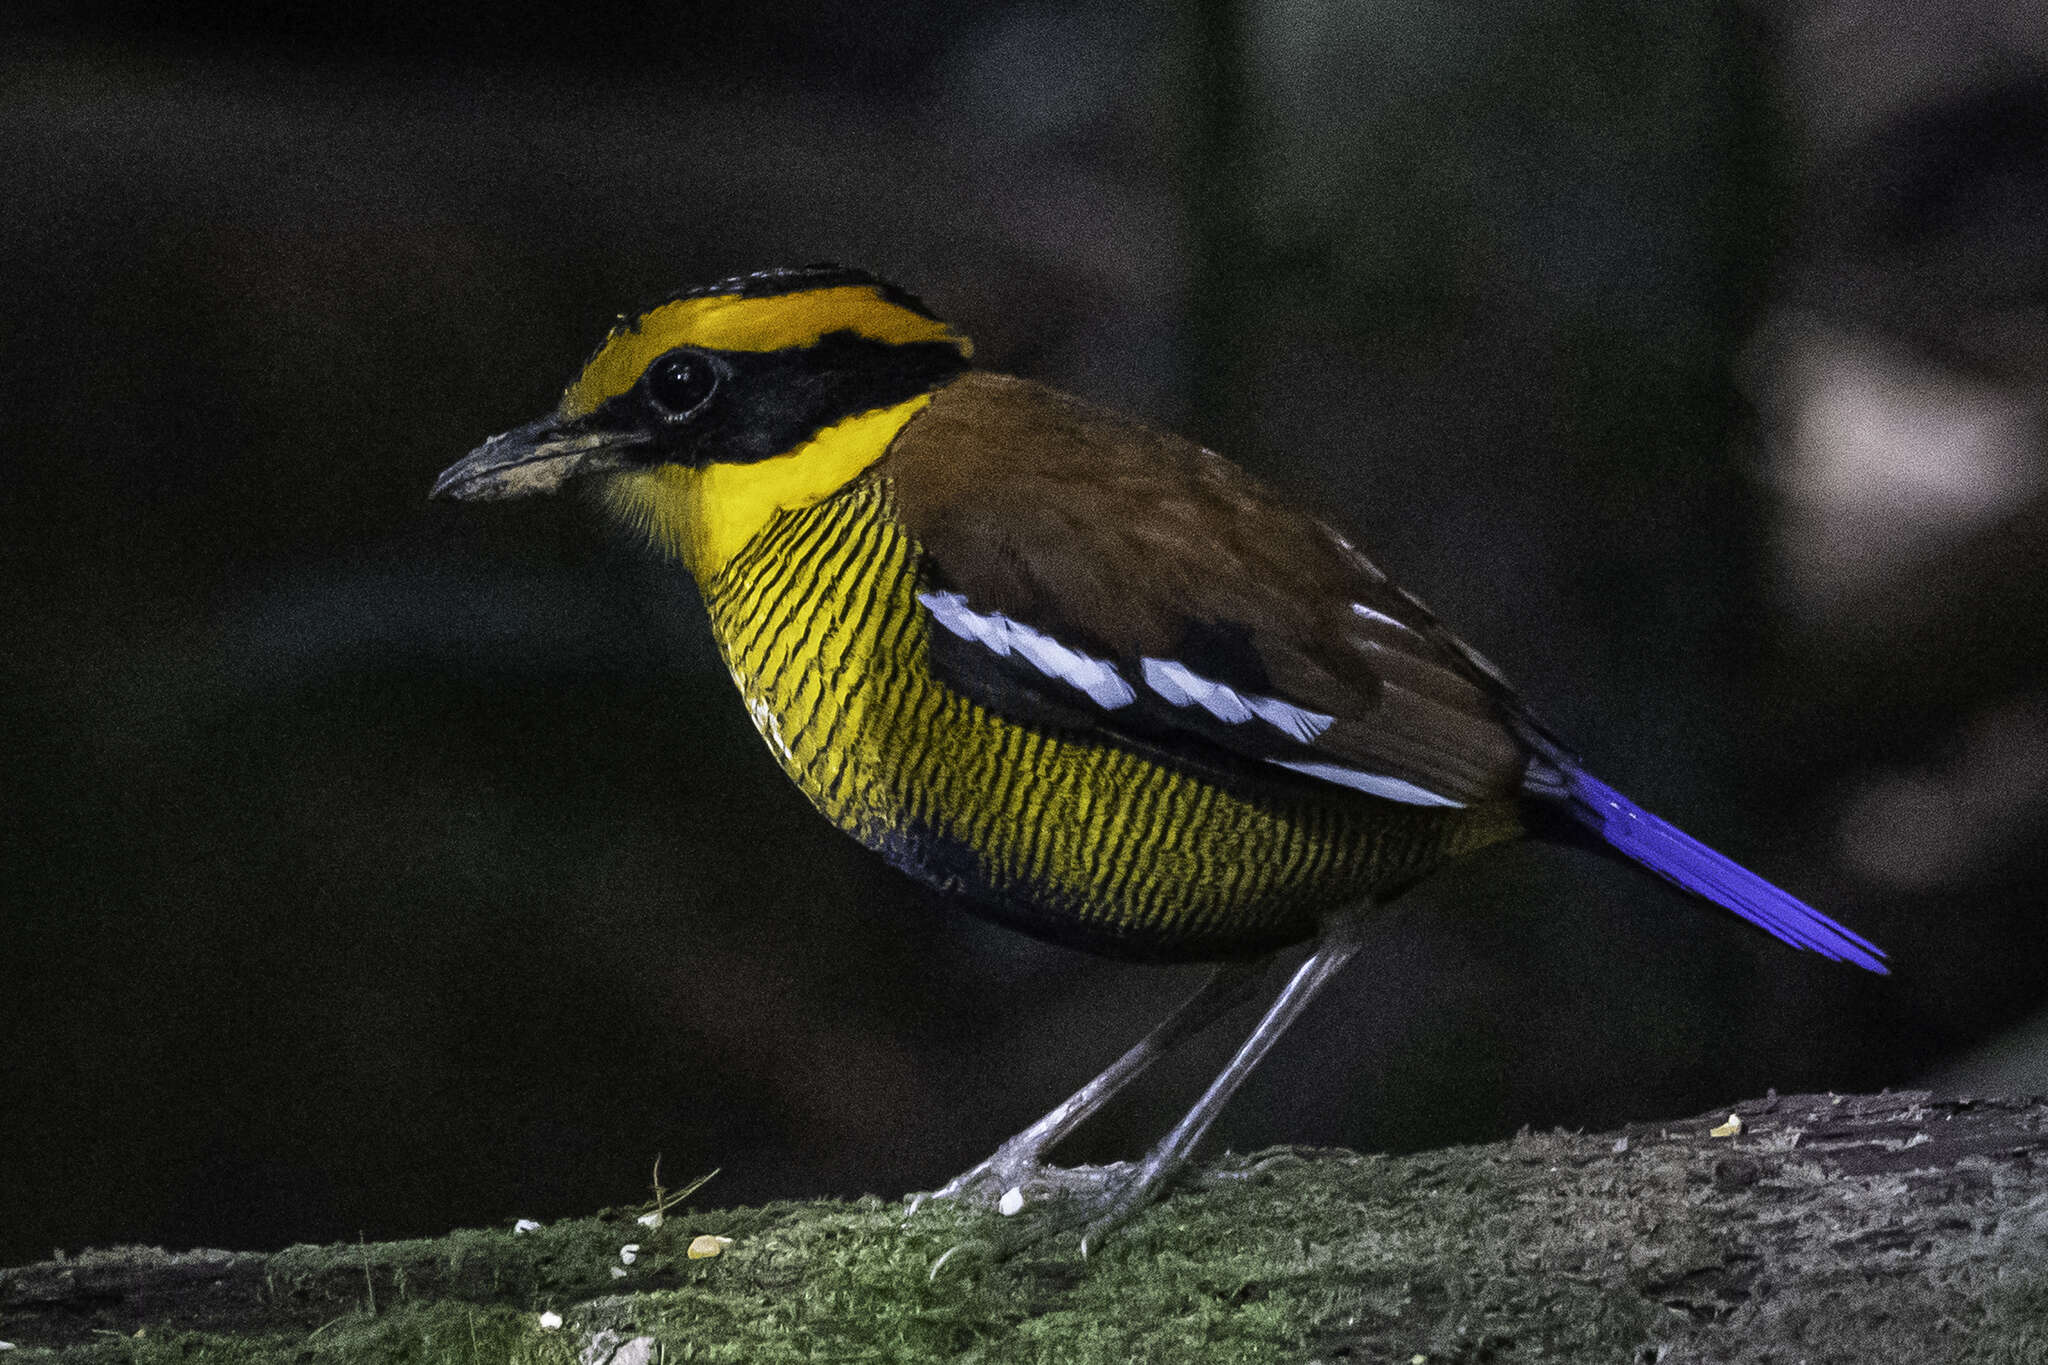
[{"x1": 5, "y1": 0, "x2": 2045, "y2": 1267}]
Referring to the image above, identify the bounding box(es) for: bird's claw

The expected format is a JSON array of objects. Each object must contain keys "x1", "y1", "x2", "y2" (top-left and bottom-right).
[
  {"x1": 926, "y1": 1237, "x2": 996, "y2": 1281},
  {"x1": 916, "y1": 1155, "x2": 1178, "y2": 1271},
  {"x1": 1076, "y1": 1197, "x2": 1144, "y2": 1260}
]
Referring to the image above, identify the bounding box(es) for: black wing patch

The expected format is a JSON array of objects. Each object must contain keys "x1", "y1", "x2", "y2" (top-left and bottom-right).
[{"x1": 914, "y1": 583, "x2": 1469, "y2": 808}]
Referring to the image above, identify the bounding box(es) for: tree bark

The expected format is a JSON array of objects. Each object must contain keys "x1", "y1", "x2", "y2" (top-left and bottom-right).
[{"x1": 4, "y1": 1091, "x2": 2043, "y2": 1362}]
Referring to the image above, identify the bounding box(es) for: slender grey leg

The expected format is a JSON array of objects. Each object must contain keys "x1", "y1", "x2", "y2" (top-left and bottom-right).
[
  {"x1": 911, "y1": 957, "x2": 1270, "y2": 1212},
  {"x1": 1075, "y1": 902, "x2": 1371, "y2": 1255}
]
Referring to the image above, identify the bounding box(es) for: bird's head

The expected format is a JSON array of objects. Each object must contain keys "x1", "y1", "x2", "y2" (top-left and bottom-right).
[{"x1": 433, "y1": 265, "x2": 972, "y2": 577}]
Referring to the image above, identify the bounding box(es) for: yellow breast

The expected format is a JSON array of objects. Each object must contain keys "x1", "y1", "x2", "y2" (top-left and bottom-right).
[{"x1": 695, "y1": 475, "x2": 1520, "y2": 961}]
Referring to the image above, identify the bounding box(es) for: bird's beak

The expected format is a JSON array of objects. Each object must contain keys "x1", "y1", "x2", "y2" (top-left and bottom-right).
[{"x1": 430, "y1": 414, "x2": 651, "y2": 501}]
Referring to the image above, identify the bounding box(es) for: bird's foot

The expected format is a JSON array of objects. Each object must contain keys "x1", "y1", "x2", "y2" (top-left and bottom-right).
[
  {"x1": 911, "y1": 1145, "x2": 1131, "y2": 1275},
  {"x1": 906, "y1": 1145, "x2": 1120, "y2": 1217},
  {"x1": 917, "y1": 1152, "x2": 1184, "y2": 1275}
]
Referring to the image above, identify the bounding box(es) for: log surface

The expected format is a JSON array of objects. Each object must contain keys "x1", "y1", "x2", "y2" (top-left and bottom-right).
[{"x1": 3, "y1": 1091, "x2": 2043, "y2": 1362}]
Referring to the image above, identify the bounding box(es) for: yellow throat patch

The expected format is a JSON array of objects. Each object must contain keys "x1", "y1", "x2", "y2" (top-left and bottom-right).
[{"x1": 598, "y1": 394, "x2": 936, "y2": 581}]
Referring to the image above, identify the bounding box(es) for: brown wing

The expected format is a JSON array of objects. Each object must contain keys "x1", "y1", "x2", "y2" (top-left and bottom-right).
[{"x1": 879, "y1": 373, "x2": 1532, "y2": 808}]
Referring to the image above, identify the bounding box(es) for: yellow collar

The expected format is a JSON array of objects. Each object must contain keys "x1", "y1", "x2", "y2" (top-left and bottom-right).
[{"x1": 598, "y1": 393, "x2": 934, "y2": 580}]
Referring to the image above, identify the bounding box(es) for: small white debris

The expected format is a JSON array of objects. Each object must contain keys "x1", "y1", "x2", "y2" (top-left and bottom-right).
[
  {"x1": 998, "y1": 1187, "x2": 1026, "y2": 1217},
  {"x1": 513, "y1": 1219, "x2": 542, "y2": 1235},
  {"x1": 1710, "y1": 1114, "x2": 1743, "y2": 1139},
  {"x1": 635, "y1": 1211, "x2": 662, "y2": 1228},
  {"x1": 0, "y1": 1340, "x2": 16, "y2": 1350},
  {"x1": 619, "y1": 1243, "x2": 640, "y2": 1265},
  {"x1": 599, "y1": 1336, "x2": 659, "y2": 1365},
  {"x1": 539, "y1": 1311, "x2": 564, "y2": 1331},
  {"x1": 609, "y1": 1266, "x2": 628, "y2": 1279},
  {"x1": 1612, "y1": 1136, "x2": 1629, "y2": 1154},
  {"x1": 579, "y1": 1329, "x2": 659, "y2": 1365},
  {"x1": 687, "y1": 1234, "x2": 732, "y2": 1260}
]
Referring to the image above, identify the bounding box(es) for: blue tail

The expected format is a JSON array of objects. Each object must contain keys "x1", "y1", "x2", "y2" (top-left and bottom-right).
[{"x1": 1564, "y1": 770, "x2": 1888, "y2": 975}]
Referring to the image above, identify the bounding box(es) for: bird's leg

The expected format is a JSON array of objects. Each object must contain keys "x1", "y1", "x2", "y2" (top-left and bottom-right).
[
  {"x1": 909, "y1": 957, "x2": 1269, "y2": 1214},
  {"x1": 1066, "y1": 901, "x2": 1372, "y2": 1256}
]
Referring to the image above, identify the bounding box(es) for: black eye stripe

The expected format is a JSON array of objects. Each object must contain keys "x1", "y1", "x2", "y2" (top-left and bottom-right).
[{"x1": 593, "y1": 333, "x2": 970, "y2": 467}]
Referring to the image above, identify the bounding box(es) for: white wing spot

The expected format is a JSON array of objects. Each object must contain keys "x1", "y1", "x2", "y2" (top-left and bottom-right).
[
  {"x1": 1350, "y1": 602, "x2": 1417, "y2": 634},
  {"x1": 1268, "y1": 758, "x2": 1466, "y2": 807},
  {"x1": 1142, "y1": 657, "x2": 1248, "y2": 722},
  {"x1": 918, "y1": 591, "x2": 1137, "y2": 710},
  {"x1": 1139, "y1": 658, "x2": 1335, "y2": 743},
  {"x1": 1459, "y1": 643, "x2": 1511, "y2": 686}
]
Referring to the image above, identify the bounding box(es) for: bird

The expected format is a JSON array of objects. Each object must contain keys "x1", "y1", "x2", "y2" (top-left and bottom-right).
[{"x1": 432, "y1": 264, "x2": 1887, "y2": 1256}]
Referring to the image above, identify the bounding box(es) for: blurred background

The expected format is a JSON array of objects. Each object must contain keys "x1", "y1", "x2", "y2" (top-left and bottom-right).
[{"x1": 4, "y1": 0, "x2": 2045, "y2": 1267}]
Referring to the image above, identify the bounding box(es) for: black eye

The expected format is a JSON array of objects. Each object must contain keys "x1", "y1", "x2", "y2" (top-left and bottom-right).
[{"x1": 644, "y1": 351, "x2": 718, "y2": 419}]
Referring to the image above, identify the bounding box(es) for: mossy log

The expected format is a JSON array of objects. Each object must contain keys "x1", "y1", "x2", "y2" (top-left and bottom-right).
[{"x1": 4, "y1": 1092, "x2": 2045, "y2": 1363}]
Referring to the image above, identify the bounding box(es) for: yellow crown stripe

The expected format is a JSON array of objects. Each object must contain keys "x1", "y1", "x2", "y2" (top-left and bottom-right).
[{"x1": 563, "y1": 286, "x2": 970, "y2": 417}]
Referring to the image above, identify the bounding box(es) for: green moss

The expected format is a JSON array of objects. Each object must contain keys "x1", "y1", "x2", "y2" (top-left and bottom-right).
[
  {"x1": 116, "y1": 1305, "x2": 578, "y2": 1365},
  {"x1": 1964, "y1": 1271, "x2": 2048, "y2": 1365},
  {"x1": 14, "y1": 1109, "x2": 2041, "y2": 1363}
]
